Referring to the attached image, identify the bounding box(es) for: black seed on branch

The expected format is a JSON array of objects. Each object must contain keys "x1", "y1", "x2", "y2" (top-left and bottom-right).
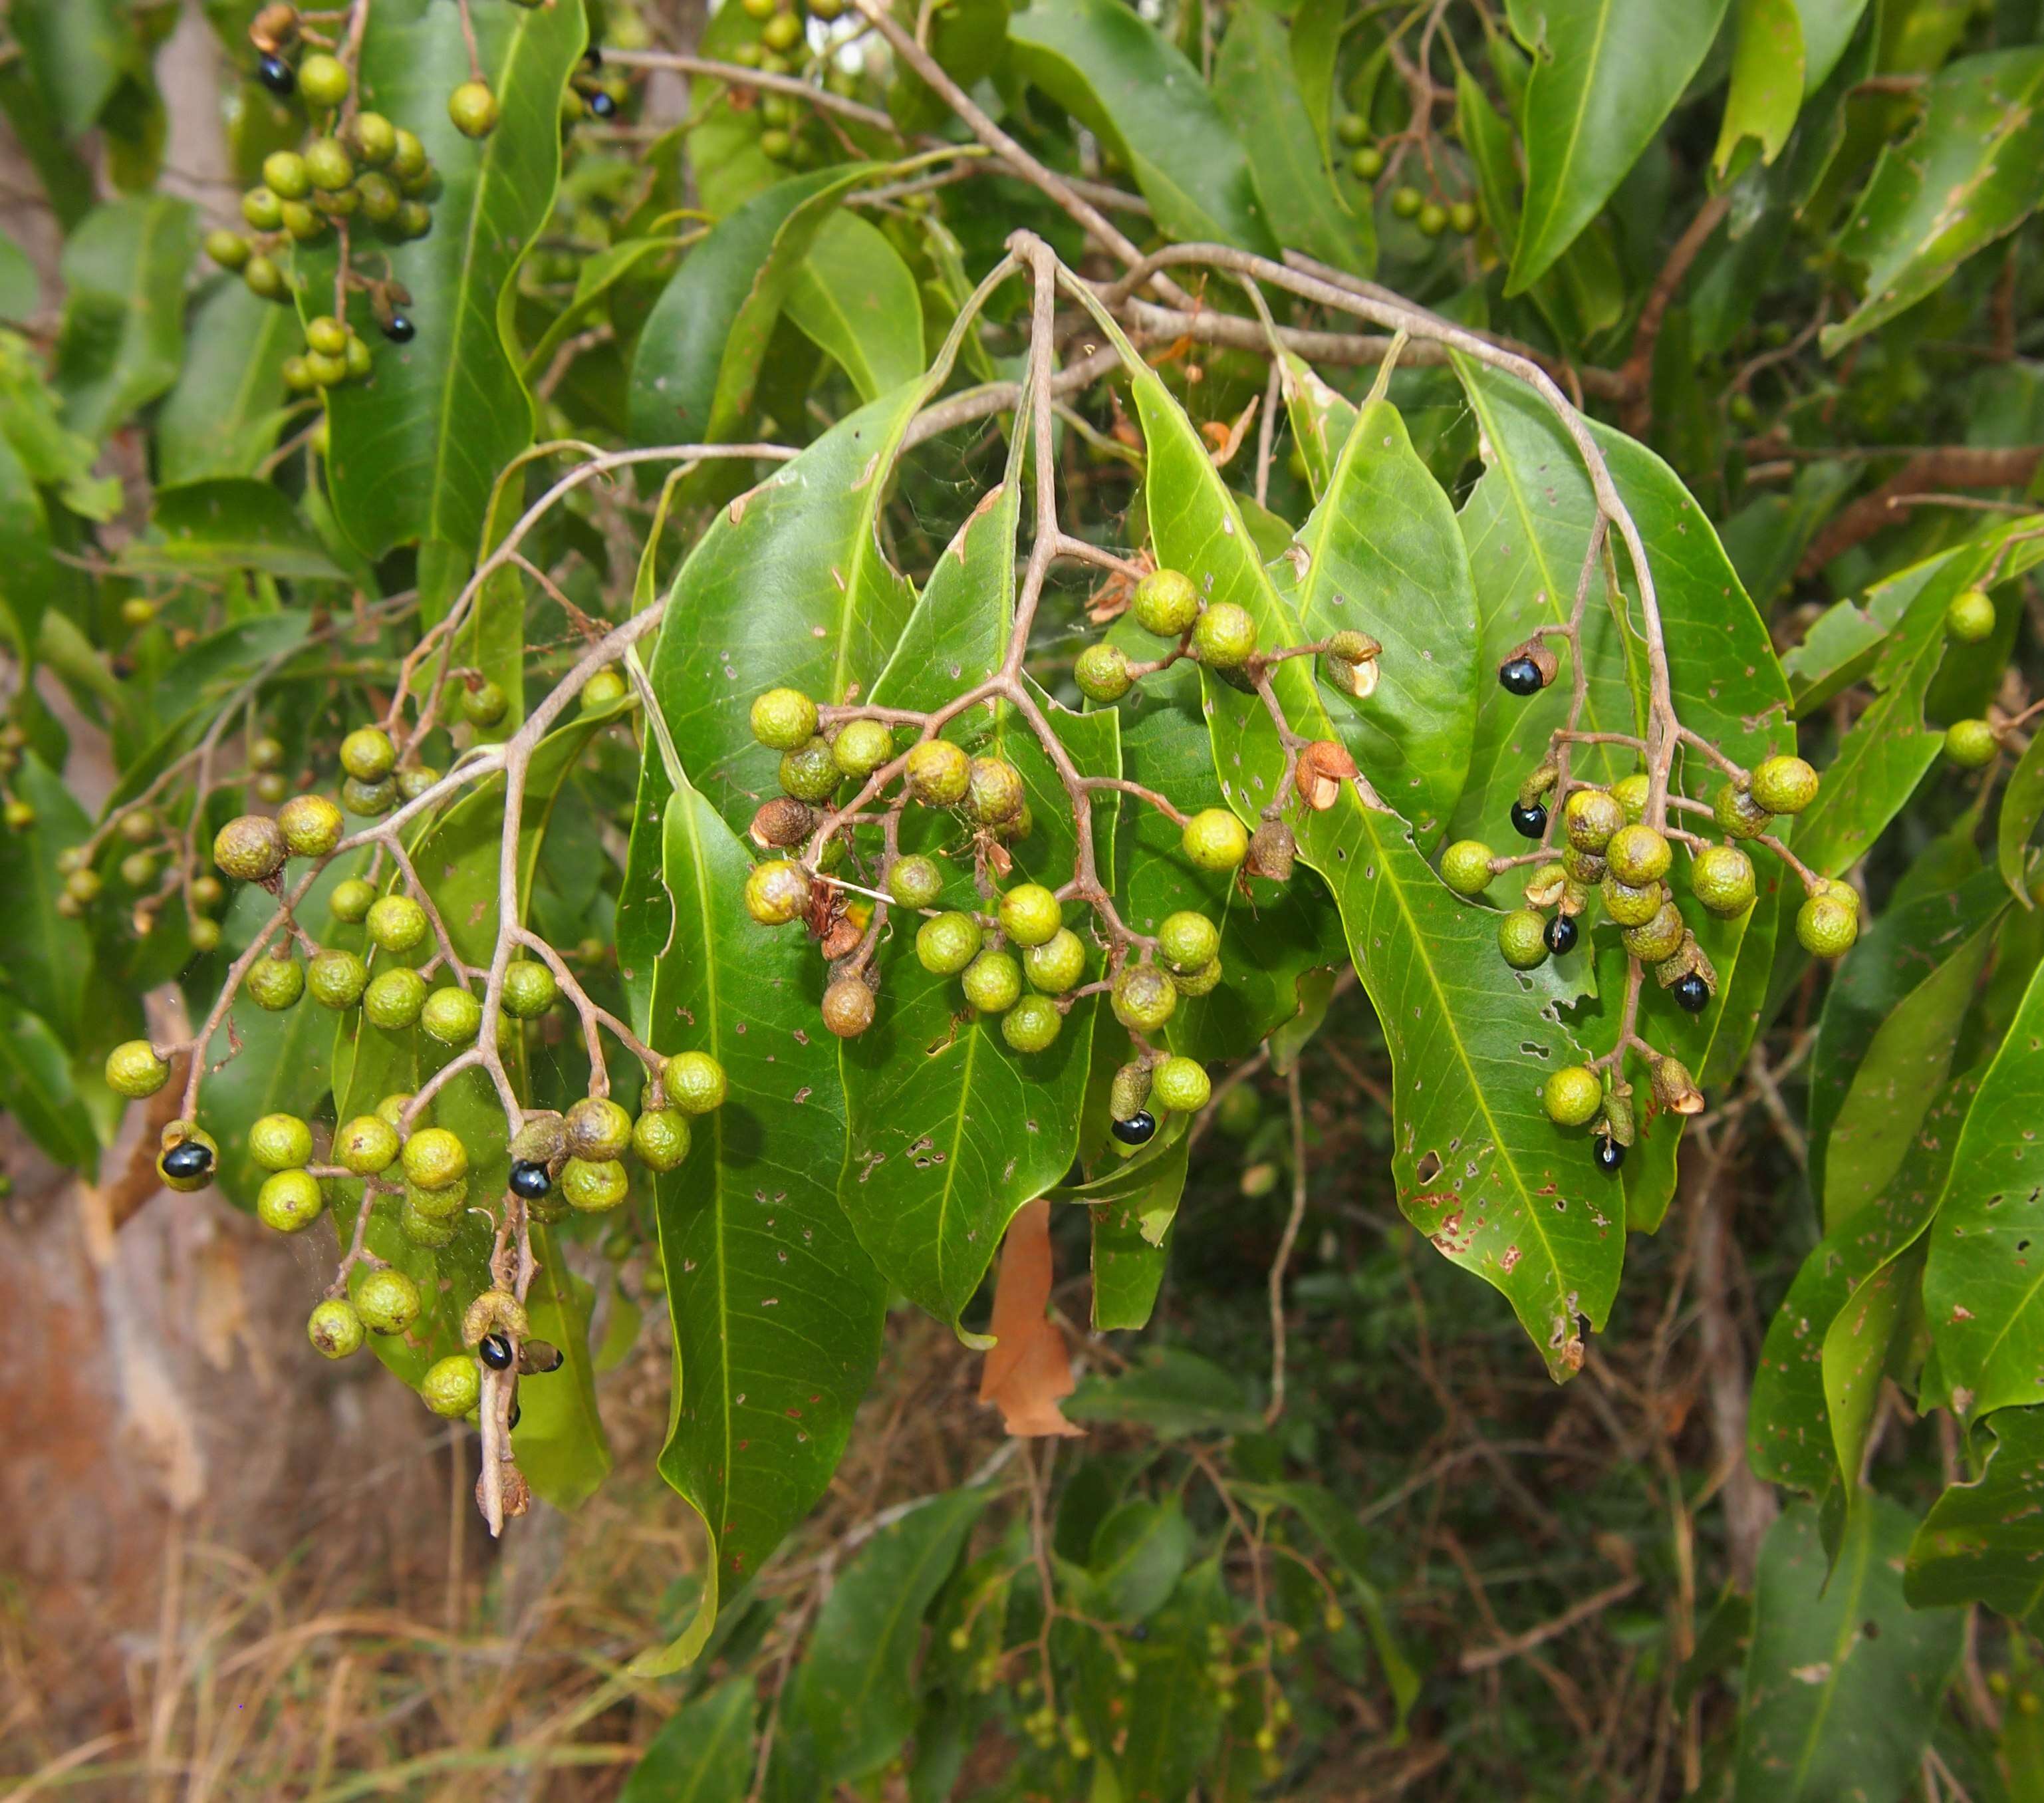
[
  {"x1": 509, "y1": 1159, "x2": 551, "y2": 1200},
  {"x1": 1543, "y1": 913, "x2": 1578, "y2": 955},
  {"x1": 256, "y1": 53, "x2": 295, "y2": 94},
  {"x1": 479, "y1": 1332, "x2": 514, "y2": 1371},
  {"x1": 162, "y1": 1139, "x2": 213, "y2": 1180},
  {"x1": 1672, "y1": 971, "x2": 1710, "y2": 1014},
  {"x1": 1110, "y1": 1110, "x2": 1157, "y2": 1147},
  {"x1": 508, "y1": 1399, "x2": 521, "y2": 1429},
  {"x1": 1593, "y1": 1135, "x2": 1626, "y2": 1175},
  {"x1": 383, "y1": 313, "x2": 416, "y2": 343},
  {"x1": 1499, "y1": 655, "x2": 1545, "y2": 696},
  {"x1": 1509, "y1": 799, "x2": 1547, "y2": 840},
  {"x1": 586, "y1": 90, "x2": 616, "y2": 118}
]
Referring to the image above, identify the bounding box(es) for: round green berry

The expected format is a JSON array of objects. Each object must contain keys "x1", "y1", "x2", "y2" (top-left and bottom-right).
[
  {"x1": 420, "y1": 1355, "x2": 481, "y2": 1419},
  {"x1": 663, "y1": 1050, "x2": 727, "y2": 1114},
  {"x1": 1621, "y1": 901, "x2": 1686, "y2": 964},
  {"x1": 1440, "y1": 840, "x2": 1494, "y2": 898},
  {"x1": 887, "y1": 855, "x2": 944, "y2": 909},
  {"x1": 1172, "y1": 957, "x2": 1223, "y2": 996},
  {"x1": 1418, "y1": 201, "x2": 1448, "y2": 237},
  {"x1": 105, "y1": 1040, "x2": 170, "y2": 1099},
  {"x1": 998, "y1": 883, "x2": 1063, "y2": 948},
  {"x1": 916, "y1": 910, "x2": 982, "y2": 975},
  {"x1": 961, "y1": 949, "x2": 1023, "y2": 1014},
  {"x1": 1075, "y1": 642, "x2": 1132, "y2": 703},
  {"x1": 307, "y1": 948, "x2": 368, "y2": 1009},
  {"x1": 1156, "y1": 910, "x2": 1220, "y2": 973},
  {"x1": 257, "y1": 1169, "x2": 325, "y2": 1234},
  {"x1": 118, "y1": 850, "x2": 154, "y2": 888},
  {"x1": 366, "y1": 893, "x2": 428, "y2": 954},
  {"x1": 502, "y1": 960, "x2": 558, "y2": 1018},
  {"x1": 1605, "y1": 773, "x2": 1646, "y2": 823},
  {"x1": 242, "y1": 184, "x2": 286, "y2": 231},
  {"x1": 1946, "y1": 718, "x2": 1999, "y2": 769},
  {"x1": 402, "y1": 1127, "x2": 468, "y2": 1190},
  {"x1": 1542, "y1": 1065, "x2": 1603, "y2": 1128},
  {"x1": 263, "y1": 150, "x2": 311, "y2": 200},
  {"x1": 190, "y1": 916, "x2": 223, "y2": 953},
  {"x1": 421, "y1": 986, "x2": 482, "y2": 1045},
  {"x1": 461, "y1": 680, "x2": 508, "y2": 727},
  {"x1": 1601, "y1": 875, "x2": 1664, "y2": 928},
  {"x1": 1024, "y1": 928, "x2": 1087, "y2": 994},
  {"x1": 1797, "y1": 893, "x2": 1859, "y2": 958},
  {"x1": 750, "y1": 687, "x2": 819, "y2": 750},
  {"x1": 1563, "y1": 789, "x2": 1624, "y2": 853},
  {"x1": 1604, "y1": 824, "x2": 1672, "y2": 887},
  {"x1": 449, "y1": 80, "x2": 501, "y2": 138},
  {"x1": 405, "y1": 1176, "x2": 467, "y2": 1221},
  {"x1": 831, "y1": 717, "x2": 893, "y2": 779},
  {"x1": 243, "y1": 253, "x2": 288, "y2": 299},
  {"x1": 205, "y1": 228, "x2": 251, "y2": 269},
  {"x1": 1350, "y1": 144, "x2": 1385, "y2": 179},
  {"x1": 249, "y1": 1111, "x2": 315, "y2": 1172},
  {"x1": 350, "y1": 109, "x2": 398, "y2": 166},
  {"x1": 1713, "y1": 783, "x2": 1772, "y2": 841},
  {"x1": 562, "y1": 1156, "x2": 628, "y2": 1211},
  {"x1": 214, "y1": 814, "x2": 287, "y2": 882},
  {"x1": 330, "y1": 880, "x2": 376, "y2": 929},
  {"x1": 1191, "y1": 602, "x2": 1257, "y2": 669},
  {"x1": 1001, "y1": 993, "x2": 1063, "y2": 1053},
  {"x1": 744, "y1": 858, "x2": 811, "y2": 925},
  {"x1": 1131, "y1": 568, "x2": 1202, "y2": 636},
  {"x1": 1182, "y1": 808, "x2": 1249, "y2": 872},
  {"x1": 362, "y1": 967, "x2": 428, "y2": 1030},
  {"x1": 1749, "y1": 755, "x2": 1819, "y2": 815},
  {"x1": 299, "y1": 51, "x2": 350, "y2": 108},
  {"x1": 1391, "y1": 184, "x2": 1423, "y2": 219},
  {"x1": 633, "y1": 1107, "x2": 692, "y2": 1173},
  {"x1": 1112, "y1": 963, "x2": 1178, "y2": 1032},
  {"x1": 1497, "y1": 909, "x2": 1549, "y2": 970},
  {"x1": 906, "y1": 739, "x2": 971, "y2": 807},
  {"x1": 1945, "y1": 587, "x2": 1996, "y2": 644},
  {"x1": 565, "y1": 1096, "x2": 633, "y2": 1162},
  {"x1": 822, "y1": 974, "x2": 876, "y2": 1038},
  {"x1": 402, "y1": 1196, "x2": 456, "y2": 1246},
  {"x1": 967, "y1": 758, "x2": 1025, "y2": 826},
  {"x1": 246, "y1": 954, "x2": 305, "y2": 1011},
  {"x1": 356, "y1": 1266, "x2": 422, "y2": 1335},
  {"x1": 777, "y1": 737, "x2": 838, "y2": 805},
  {"x1": 340, "y1": 726, "x2": 396, "y2": 783},
  {"x1": 303, "y1": 136, "x2": 354, "y2": 191},
  {"x1": 309, "y1": 1298, "x2": 364, "y2": 1359},
  {"x1": 277, "y1": 793, "x2": 344, "y2": 859},
  {"x1": 1690, "y1": 845, "x2": 1757, "y2": 916},
  {"x1": 1152, "y1": 1055, "x2": 1210, "y2": 1113}
]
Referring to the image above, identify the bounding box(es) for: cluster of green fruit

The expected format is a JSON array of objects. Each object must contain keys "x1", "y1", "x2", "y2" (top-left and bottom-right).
[
  {"x1": 1333, "y1": 116, "x2": 1477, "y2": 238},
  {"x1": 1940, "y1": 586, "x2": 2013, "y2": 771},
  {"x1": 725, "y1": 0, "x2": 856, "y2": 159}
]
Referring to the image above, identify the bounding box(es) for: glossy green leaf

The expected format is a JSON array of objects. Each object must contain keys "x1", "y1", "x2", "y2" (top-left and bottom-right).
[
  {"x1": 1508, "y1": 0, "x2": 1731, "y2": 292},
  {"x1": 1733, "y1": 1496, "x2": 1962, "y2": 1803},
  {"x1": 1999, "y1": 728, "x2": 2044, "y2": 905},
  {"x1": 1064, "y1": 1347, "x2": 1264, "y2": 1438},
  {"x1": 51, "y1": 194, "x2": 197, "y2": 442},
  {"x1": 1715, "y1": 0, "x2": 1807, "y2": 173},
  {"x1": 0, "y1": 230, "x2": 39, "y2": 325},
  {"x1": 1923, "y1": 959, "x2": 2044, "y2": 1421},
  {"x1": 1820, "y1": 1238, "x2": 1924, "y2": 1516},
  {"x1": 128, "y1": 480, "x2": 342, "y2": 581},
  {"x1": 516, "y1": 1244, "x2": 612, "y2": 1511},
  {"x1": 0, "y1": 994, "x2": 98, "y2": 1172},
  {"x1": 783, "y1": 213, "x2": 926, "y2": 406},
  {"x1": 1090, "y1": 1498, "x2": 1194, "y2": 1624},
  {"x1": 1825, "y1": 49, "x2": 2044, "y2": 354},
  {"x1": 889, "y1": 0, "x2": 1008, "y2": 135},
  {"x1": 1906, "y1": 1405, "x2": 2044, "y2": 1625},
  {"x1": 0, "y1": 51, "x2": 96, "y2": 229},
  {"x1": 1083, "y1": 1126, "x2": 1192, "y2": 1333},
  {"x1": 1009, "y1": 0, "x2": 1277, "y2": 254},
  {"x1": 154, "y1": 279, "x2": 299, "y2": 486},
  {"x1": 0, "y1": 756, "x2": 92, "y2": 1040},
  {"x1": 1213, "y1": 6, "x2": 1372, "y2": 278},
  {"x1": 1796, "y1": 0, "x2": 1874, "y2": 92},
  {"x1": 522, "y1": 233, "x2": 682, "y2": 380},
  {"x1": 616, "y1": 1677, "x2": 756, "y2": 1803},
  {"x1": 309, "y1": 0, "x2": 584, "y2": 587},
  {"x1": 11, "y1": 0, "x2": 127, "y2": 138},
  {"x1": 1277, "y1": 351, "x2": 1357, "y2": 501}
]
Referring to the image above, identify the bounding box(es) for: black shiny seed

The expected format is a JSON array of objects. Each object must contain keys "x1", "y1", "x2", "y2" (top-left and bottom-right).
[
  {"x1": 1499, "y1": 655, "x2": 1545, "y2": 696},
  {"x1": 479, "y1": 1331, "x2": 514, "y2": 1371},
  {"x1": 586, "y1": 89, "x2": 617, "y2": 118},
  {"x1": 1509, "y1": 799, "x2": 1548, "y2": 840},
  {"x1": 1672, "y1": 971, "x2": 1710, "y2": 1014},
  {"x1": 1543, "y1": 912, "x2": 1579, "y2": 955},
  {"x1": 256, "y1": 53, "x2": 295, "y2": 95},
  {"x1": 519, "y1": 1340, "x2": 565, "y2": 1375},
  {"x1": 1110, "y1": 1109, "x2": 1157, "y2": 1147},
  {"x1": 162, "y1": 1139, "x2": 213, "y2": 1179},
  {"x1": 382, "y1": 313, "x2": 416, "y2": 343},
  {"x1": 508, "y1": 1399, "x2": 521, "y2": 1429},
  {"x1": 509, "y1": 1158, "x2": 551, "y2": 1200},
  {"x1": 1593, "y1": 1135, "x2": 1626, "y2": 1175}
]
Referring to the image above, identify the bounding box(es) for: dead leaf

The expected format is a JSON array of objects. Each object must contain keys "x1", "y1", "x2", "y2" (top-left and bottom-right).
[{"x1": 977, "y1": 1198, "x2": 1082, "y2": 1438}]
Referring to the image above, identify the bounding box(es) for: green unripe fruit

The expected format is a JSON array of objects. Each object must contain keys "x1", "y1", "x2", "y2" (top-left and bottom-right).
[
  {"x1": 393, "y1": 200, "x2": 432, "y2": 239},
  {"x1": 366, "y1": 893, "x2": 429, "y2": 953},
  {"x1": 1391, "y1": 184, "x2": 1423, "y2": 218},
  {"x1": 1152, "y1": 1055, "x2": 1210, "y2": 1113},
  {"x1": 1946, "y1": 718, "x2": 1999, "y2": 769},
  {"x1": 1498, "y1": 909, "x2": 1549, "y2": 970},
  {"x1": 214, "y1": 813, "x2": 287, "y2": 882},
  {"x1": 189, "y1": 917, "x2": 223, "y2": 952},
  {"x1": 118, "y1": 851, "x2": 156, "y2": 889},
  {"x1": 299, "y1": 51, "x2": 350, "y2": 107},
  {"x1": 1797, "y1": 893, "x2": 1859, "y2": 958},
  {"x1": 303, "y1": 949, "x2": 366, "y2": 1012},
  {"x1": 1563, "y1": 789, "x2": 1624, "y2": 853},
  {"x1": 417, "y1": 1354, "x2": 480, "y2": 1419},
  {"x1": 390, "y1": 127, "x2": 429, "y2": 181},
  {"x1": 106, "y1": 1040, "x2": 170, "y2": 1098},
  {"x1": 633, "y1": 1107, "x2": 692, "y2": 1172},
  {"x1": 999, "y1": 883, "x2": 1063, "y2": 948},
  {"x1": 243, "y1": 184, "x2": 286, "y2": 231},
  {"x1": 1601, "y1": 875, "x2": 1664, "y2": 927},
  {"x1": 402, "y1": 1196, "x2": 456, "y2": 1245},
  {"x1": 1543, "y1": 1065, "x2": 1603, "y2": 1127},
  {"x1": 906, "y1": 739, "x2": 971, "y2": 806},
  {"x1": 1691, "y1": 845, "x2": 1757, "y2": 916},
  {"x1": 339, "y1": 726, "x2": 396, "y2": 783},
  {"x1": 502, "y1": 960, "x2": 558, "y2": 1018},
  {"x1": 1182, "y1": 808, "x2": 1249, "y2": 872},
  {"x1": 664, "y1": 1050, "x2": 727, "y2": 1114},
  {"x1": 334, "y1": 1113, "x2": 400, "y2": 1175},
  {"x1": 280, "y1": 200, "x2": 326, "y2": 242},
  {"x1": 1001, "y1": 993, "x2": 1063, "y2": 1053},
  {"x1": 1449, "y1": 199, "x2": 1478, "y2": 234},
  {"x1": 246, "y1": 954, "x2": 305, "y2": 1011},
  {"x1": 303, "y1": 136, "x2": 352, "y2": 190},
  {"x1": 1075, "y1": 642, "x2": 1132, "y2": 702},
  {"x1": 422, "y1": 986, "x2": 483, "y2": 1045},
  {"x1": 205, "y1": 229, "x2": 250, "y2": 269},
  {"x1": 249, "y1": 1111, "x2": 315, "y2": 1173},
  {"x1": 887, "y1": 855, "x2": 944, "y2": 908},
  {"x1": 1612, "y1": 773, "x2": 1650, "y2": 821},
  {"x1": 831, "y1": 717, "x2": 892, "y2": 778},
  {"x1": 1749, "y1": 755, "x2": 1819, "y2": 815},
  {"x1": 404, "y1": 1175, "x2": 467, "y2": 1220},
  {"x1": 277, "y1": 793, "x2": 345, "y2": 859},
  {"x1": 1132, "y1": 568, "x2": 1202, "y2": 636},
  {"x1": 362, "y1": 967, "x2": 428, "y2": 1030},
  {"x1": 1172, "y1": 956, "x2": 1223, "y2": 996},
  {"x1": 1336, "y1": 112, "x2": 1368, "y2": 146},
  {"x1": 355, "y1": 171, "x2": 401, "y2": 222},
  {"x1": 263, "y1": 150, "x2": 311, "y2": 200},
  {"x1": 3, "y1": 799, "x2": 34, "y2": 831},
  {"x1": 1418, "y1": 202, "x2": 1448, "y2": 237},
  {"x1": 355, "y1": 1267, "x2": 421, "y2": 1335},
  {"x1": 1713, "y1": 782, "x2": 1772, "y2": 840},
  {"x1": 257, "y1": 1170, "x2": 325, "y2": 1233},
  {"x1": 916, "y1": 910, "x2": 982, "y2": 974},
  {"x1": 1622, "y1": 901, "x2": 1687, "y2": 964},
  {"x1": 375, "y1": 1093, "x2": 414, "y2": 1129},
  {"x1": 330, "y1": 877, "x2": 376, "y2": 924},
  {"x1": 350, "y1": 110, "x2": 398, "y2": 166},
  {"x1": 243, "y1": 253, "x2": 288, "y2": 299},
  {"x1": 396, "y1": 765, "x2": 438, "y2": 803},
  {"x1": 779, "y1": 737, "x2": 840, "y2": 803},
  {"x1": 1110, "y1": 1059, "x2": 1153, "y2": 1121},
  {"x1": 823, "y1": 974, "x2": 876, "y2": 1037},
  {"x1": 762, "y1": 9, "x2": 804, "y2": 49},
  {"x1": 967, "y1": 757, "x2": 1025, "y2": 825},
  {"x1": 562, "y1": 1157, "x2": 629, "y2": 1211},
  {"x1": 566, "y1": 1096, "x2": 633, "y2": 1161},
  {"x1": 1157, "y1": 910, "x2": 1220, "y2": 973},
  {"x1": 309, "y1": 1298, "x2": 365, "y2": 1359},
  {"x1": 961, "y1": 949, "x2": 1023, "y2": 1014},
  {"x1": 744, "y1": 858, "x2": 811, "y2": 925},
  {"x1": 1440, "y1": 840, "x2": 1494, "y2": 897},
  {"x1": 1604, "y1": 824, "x2": 1672, "y2": 887},
  {"x1": 1349, "y1": 146, "x2": 1384, "y2": 180},
  {"x1": 1945, "y1": 587, "x2": 1996, "y2": 643},
  {"x1": 341, "y1": 774, "x2": 395, "y2": 815},
  {"x1": 116, "y1": 805, "x2": 155, "y2": 843},
  {"x1": 403, "y1": 1126, "x2": 468, "y2": 1190},
  {"x1": 449, "y1": 81, "x2": 500, "y2": 138},
  {"x1": 1192, "y1": 602, "x2": 1257, "y2": 668},
  {"x1": 1112, "y1": 963, "x2": 1178, "y2": 1032},
  {"x1": 253, "y1": 771, "x2": 291, "y2": 805},
  {"x1": 63, "y1": 867, "x2": 100, "y2": 906},
  {"x1": 1023, "y1": 928, "x2": 1087, "y2": 994}
]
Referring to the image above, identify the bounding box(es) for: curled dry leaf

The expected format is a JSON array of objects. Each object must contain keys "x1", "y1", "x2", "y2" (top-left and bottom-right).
[{"x1": 977, "y1": 1197, "x2": 1083, "y2": 1438}]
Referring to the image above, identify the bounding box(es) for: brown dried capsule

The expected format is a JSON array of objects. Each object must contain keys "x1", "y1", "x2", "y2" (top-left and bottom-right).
[
  {"x1": 250, "y1": 2, "x2": 299, "y2": 52},
  {"x1": 821, "y1": 973, "x2": 876, "y2": 1038},
  {"x1": 1323, "y1": 630, "x2": 1382, "y2": 700},
  {"x1": 1245, "y1": 819, "x2": 1297, "y2": 881},
  {"x1": 1295, "y1": 740, "x2": 1358, "y2": 811},
  {"x1": 1652, "y1": 1055, "x2": 1705, "y2": 1117},
  {"x1": 750, "y1": 796, "x2": 815, "y2": 849}
]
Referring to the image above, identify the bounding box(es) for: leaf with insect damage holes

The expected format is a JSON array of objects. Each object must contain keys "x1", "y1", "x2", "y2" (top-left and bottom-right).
[{"x1": 1907, "y1": 1403, "x2": 2044, "y2": 1626}]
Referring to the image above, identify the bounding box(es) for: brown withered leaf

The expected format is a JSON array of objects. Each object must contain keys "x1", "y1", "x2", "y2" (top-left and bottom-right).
[{"x1": 978, "y1": 1197, "x2": 1082, "y2": 1438}]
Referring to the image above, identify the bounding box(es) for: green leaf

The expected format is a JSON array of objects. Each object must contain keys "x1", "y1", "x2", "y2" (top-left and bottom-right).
[
  {"x1": 1923, "y1": 958, "x2": 2044, "y2": 1421},
  {"x1": 126, "y1": 480, "x2": 342, "y2": 581},
  {"x1": 1824, "y1": 49, "x2": 2044, "y2": 354},
  {"x1": 0, "y1": 50, "x2": 96, "y2": 229},
  {"x1": 1733, "y1": 1496, "x2": 1962, "y2": 1803},
  {"x1": 1907, "y1": 1405, "x2": 2044, "y2": 1626},
  {"x1": 629, "y1": 772, "x2": 886, "y2": 1675},
  {"x1": 776, "y1": 1490, "x2": 988, "y2": 1794},
  {"x1": 682, "y1": 3, "x2": 780, "y2": 217},
  {"x1": 1064, "y1": 1348, "x2": 1264, "y2": 1438},
  {"x1": 51, "y1": 195, "x2": 197, "y2": 442},
  {"x1": 0, "y1": 756, "x2": 92, "y2": 1040},
  {"x1": 0, "y1": 427, "x2": 57, "y2": 653},
  {"x1": 0, "y1": 230, "x2": 39, "y2": 325},
  {"x1": 154, "y1": 279, "x2": 299, "y2": 485},
  {"x1": 522, "y1": 232, "x2": 682, "y2": 381},
  {"x1": 783, "y1": 213, "x2": 926, "y2": 407},
  {"x1": 1795, "y1": 0, "x2": 1874, "y2": 93},
  {"x1": 1111, "y1": 1559, "x2": 1229, "y2": 1803},
  {"x1": 308, "y1": 0, "x2": 584, "y2": 585},
  {"x1": 616, "y1": 1677, "x2": 757, "y2": 1803},
  {"x1": 628, "y1": 166, "x2": 876, "y2": 452},
  {"x1": 1508, "y1": 0, "x2": 1731, "y2": 292},
  {"x1": 1213, "y1": 6, "x2": 1372, "y2": 279},
  {"x1": 1090, "y1": 1498, "x2": 1194, "y2": 1625},
  {"x1": 1714, "y1": 0, "x2": 1807, "y2": 174},
  {"x1": 515, "y1": 1241, "x2": 612, "y2": 1511},
  {"x1": 11, "y1": 0, "x2": 128, "y2": 138},
  {"x1": 1806, "y1": 867, "x2": 2008, "y2": 1228},
  {"x1": 1999, "y1": 728, "x2": 2044, "y2": 906},
  {"x1": 0, "y1": 994, "x2": 98, "y2": 1172},
  {"x1": 1083, "y1": 1127, "x2": 1192, "y2": 1333},
  {"x1": 1009, "y1": 0, "x2": 1277, "y2": 254}
]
